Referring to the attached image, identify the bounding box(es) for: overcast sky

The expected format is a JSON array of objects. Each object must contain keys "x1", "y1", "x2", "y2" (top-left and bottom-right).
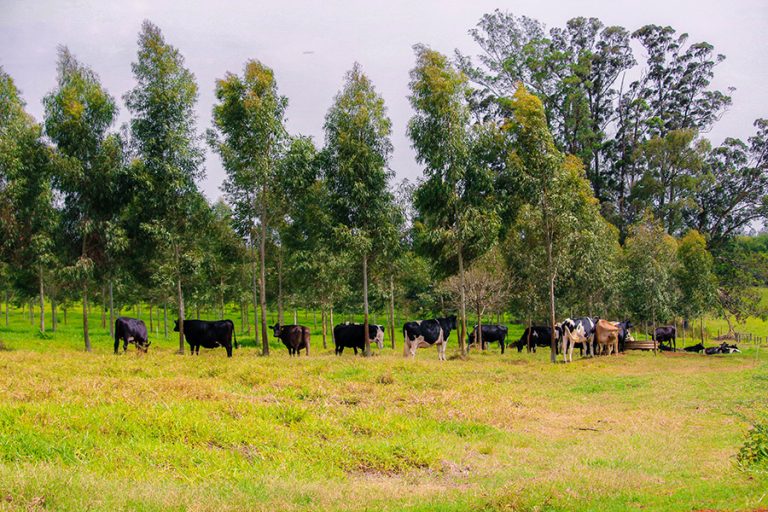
[{"x1": 2, "y1": 0, "x2": 766, "y2": 201}]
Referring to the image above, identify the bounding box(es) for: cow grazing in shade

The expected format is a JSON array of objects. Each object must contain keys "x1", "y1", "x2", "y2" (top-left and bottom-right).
[
  {"x1": 653, "y1": 326, "x2": 677, "y2": 351},
  {"x1": 272, "y1": 323, "x2": 311, "y2": 356},
  {"x1": 467, "y1": 324, "x2": 509, "y2": 353},
  {"x1": 515, "y1": 326, "x2": 555, "y2": 353},
  {"x1": 114, "y1": 317, "x2": 151, "y2": 354},
  {"x1": 332, "y1": 323, "x2": 385, "y2": 355},
  {"x1": 559, "y1": 317, "x2": 597, "y2": 362},
  {"x1": 174, "y1": 319, "x2": 237, "y2": 357},
  {"x1": 403, "y1": 315, "x2": 457, "y2": 361},
  {"x1": 595, "y1": 319, "x2": 620, "y2": 356}
]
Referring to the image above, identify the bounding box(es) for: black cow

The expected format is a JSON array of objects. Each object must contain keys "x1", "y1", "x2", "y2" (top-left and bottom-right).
[
  {"x1": 704, "y1": 342, "x2": 741, "y2": 355},
  {"x1": 684, "y1": 343, "x2": 705, "y2": 353},
  {"x1": 272, "y1": 323, "x2": 310, "y2": 356},
  {"x1": 467, "y1": 324, "x2": 509, "y2": 353},
  {"x1": 403, "y1": 315, "x2": 457, "y2": 360},
  {"x1": 114, "y1": 317, "x2": 151, "y2": 354},
  {"x1": 653, "y1": 326, "x2": 677, "y2": 351},
  {"x1": 174, "y1": 319, "x2": 237, "y2": 357},
  {"x1": 333, "y1": 323, "x2": 385, "y2": 355},
  {"x1": 515, "y1": 326, "x2": 555, "y2": 353},
  {"x1": 615, "y1": 320, "x2": 633, "y2": 353}
]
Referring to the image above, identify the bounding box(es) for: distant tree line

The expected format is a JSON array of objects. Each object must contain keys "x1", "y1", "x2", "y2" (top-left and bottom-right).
[{"x1": 1, "y1": 14, "x2": 766, "y2": 359}]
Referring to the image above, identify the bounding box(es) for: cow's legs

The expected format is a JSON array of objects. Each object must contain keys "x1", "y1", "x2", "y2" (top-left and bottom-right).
[
  {"x1": 114, "y1": 336, "x2": 120, "y2": 354},
  {"x1": 500, "y1": 340, "x2": 505, "y2": 354},
  {"x1": 124, "y1": 339, "x2": 129, "y2": 352}
]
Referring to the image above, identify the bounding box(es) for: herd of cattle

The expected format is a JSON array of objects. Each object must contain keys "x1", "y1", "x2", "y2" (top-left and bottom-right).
[{"x1": 113, "y1": 314, "x2": 742, "y2": 359}]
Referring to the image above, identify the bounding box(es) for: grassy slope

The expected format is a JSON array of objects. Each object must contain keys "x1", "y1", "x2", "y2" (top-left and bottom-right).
[{"x1": 0, "y1": 307, "x2": 767, "y2": 511}]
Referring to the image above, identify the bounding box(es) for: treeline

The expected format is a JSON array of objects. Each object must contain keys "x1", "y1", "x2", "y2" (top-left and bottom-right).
[{"x1": 0, "y1": 14, "x2": 766, "y2": 359}]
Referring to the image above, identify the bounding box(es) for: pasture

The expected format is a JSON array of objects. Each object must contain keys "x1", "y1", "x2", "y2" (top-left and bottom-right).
[{"x1": 1, "y1": 308, "x2": 767, "y2": 511}]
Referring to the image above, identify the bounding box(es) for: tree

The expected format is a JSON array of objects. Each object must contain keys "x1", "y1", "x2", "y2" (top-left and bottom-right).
[
  {"x1": 676, "y1": 230, "x2": 717, "y2": 344},
  {"x1": 323, "y1": 63, "x2": 394, "y2": 357},
  {"x1": 124, "y1": 21, "x2": 204, "y2": 354},
  {"x1": 409, "y1": 45, "x2": 501, "y2": 356},
  {"x1": 208, "y1": 58, "x2": 288, "y2": 355},
  {"x1": 43, "y1": 47, "x2": 119, "y2": 350}
]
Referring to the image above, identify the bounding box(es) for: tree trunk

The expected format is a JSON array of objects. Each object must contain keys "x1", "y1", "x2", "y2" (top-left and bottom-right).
[
  {"x1": 51, "y1": 293, "x2": 57, "y2": 332},
  {"x1": 258, "y1": 220, "x2": 269, "y2": 355},
  {"x1": 545, "y1": 232, "x2": 557, "y2": 363},
  {"x1": 101, "y1": 284, "x2": 106, "y2": 329},
  {"x1": 477, "y1": 304, "x2": 483, "y2": 351},
  {"x1": 457, "y1": 242, "x2": 468, "y2": 356},
  {"x1": 700, "y1": 316, "x2": 704, "y2": 345},
  {"x1": 38, "y1": 266, "x2": 45, "y2": 333},
  {"x1": 220, "y1": 278, "x2": 225, "y2": 320},
  {"x1": 389, "y1": 274, "x2": 396, "y2": 350},
  {"x1": 163, "y1": 301, "x2": 168, "y2": 339},
  {"x1": 149, "y1": 305, "x2": 154, "y2": 334},
  {"x1": 363, "y1": 254, "x2": 371, "y2": 357},
  {"x1": 108, "y1": 279, "x2": 115, "y2": 338},
  {"x1": 526, "y1": 317, "x2": 532, "y2": 353},
  {"x1": 4, "y1": 291, "x2": 8, "y2": 327},
  {"x1": 321, "y1": 308, "x2": 327, "y2": 349},
  {"x1": 330, "y1": 306, "x2": 335, "y2": 345},
  {"x1": 83, "y1": 285, "x2": 91, "y2": 352},
  {"x1": 313, "y1": 310, "x2": 317, "y2": 330},
  {"x1": 293, "y1": 309, "x2": 298, "y2": 324},
  {"x1": 277, "y1": 251, "x2": 284, "y2": 325},
  {"x1": 250, "y1": 240, "x2": 260, "y2": 347},
  {"x1": 177, "y1": 276, "x2": 185, "y2": 354}
]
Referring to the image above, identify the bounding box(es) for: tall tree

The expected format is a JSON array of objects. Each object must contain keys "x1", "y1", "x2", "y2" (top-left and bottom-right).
[
  {"x1": 208, "y1": 58, "x2": 287, "y2": 355},
  {"x1": 676, "y1": 229, "x2": 717, "y2": 343},
  {"x1": 125, "y1": 21, "x2": 204, "y2": 354},
  {"x1": 323, "y1": 63, "x2": 394, "y2": 357},
  {"x1": 44, "y1": 48, "x2": 119, "y2": 350}
]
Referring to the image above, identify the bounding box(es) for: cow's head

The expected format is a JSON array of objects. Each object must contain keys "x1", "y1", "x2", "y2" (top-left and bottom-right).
[
  {"x1": 271, "y1": 323, "x2": 282, "y2": 337},
  {"x1": 374, "y1": 325, "x2": 385, "y2": 350},
  {"x1": 444, "y1": 315, "x2": 457, "y2": 330},
  {"x1": 137, "y1": 340, "x2": 151, "y2": 353},
  {"x1": 515, "y1": 338, "x2": 525, "y2": 352}
]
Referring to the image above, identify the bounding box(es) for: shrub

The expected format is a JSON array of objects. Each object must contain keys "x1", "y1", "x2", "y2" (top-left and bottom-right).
[{"x1": 738, "y1": 422, "x2": 768, "y2": 470}]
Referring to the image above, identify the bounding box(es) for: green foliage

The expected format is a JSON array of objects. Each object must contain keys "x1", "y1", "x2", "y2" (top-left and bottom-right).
[
  {"x1": 738, "y1": 422, "x2": 768, "y2": 471},
  {"x1": 676, "y1": 230, "x2": 717, "y2": 319}
]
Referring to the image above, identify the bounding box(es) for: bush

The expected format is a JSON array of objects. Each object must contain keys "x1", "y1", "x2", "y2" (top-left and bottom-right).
[{"x1": 738, "y1": 422, "x2": 768, "y2": 470}]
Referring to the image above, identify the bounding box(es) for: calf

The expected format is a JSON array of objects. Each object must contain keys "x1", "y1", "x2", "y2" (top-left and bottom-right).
[
  {"x1": 403, "y1": 315, "x2": 456, "y2": 361},
  {"x1": 114, "y1": 317, "x2": 151, "y2": 354},
  {"x1": 653, "y1": 326, "x2": 677, "y2": 351},
  {"x1": 333, "y1": 323, "x2": 384, "y2": 355},
  {"x1": 595, "y1": 319, "x2": 620, "y2": 356},
  {"x1": 272, "y1": 323, "x2": 310, "y2": 356},
  {"x1": 515, "y1": 326, "x2": 554, "y2": 353},
  {"x1": 175, "y1": 319, "x2": 237, "y2": 357},
  {"x1": 467, "y1": 324, "x2": 509, "y2": 353}
]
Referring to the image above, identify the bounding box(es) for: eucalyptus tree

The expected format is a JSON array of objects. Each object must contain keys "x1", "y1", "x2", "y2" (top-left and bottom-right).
[
  {"x1": 676, "y1": 229, "x2": 717, "y2": 343},
  {"x1": 43, "y1": 48, "x2": 121, "y2": 350},
  {"x1": 323, "y1": 63, "x2": 394, "y2": 357},
  {"x1": 124, "y1": 21, "x2": 204, "y2": 354},
  {"x1": 208, "y1": 58, "x2": 287, "y2": 355},
  {"x1": 409, "y1": 45, "x2": 501, "y2": 356}
]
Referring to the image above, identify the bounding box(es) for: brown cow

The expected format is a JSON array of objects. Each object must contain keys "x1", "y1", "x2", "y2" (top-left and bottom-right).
[
  {"x1": 272, "y1": 323, "x2": 311, "y2": 356},
  {"x1": 595, "y1": 319, "x2": 620, "y2": 356}
]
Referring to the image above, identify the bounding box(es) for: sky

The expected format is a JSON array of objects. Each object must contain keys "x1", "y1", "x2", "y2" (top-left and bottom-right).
[{"x1": 1, "y1": 0, "x2": 766, "y2": 201}]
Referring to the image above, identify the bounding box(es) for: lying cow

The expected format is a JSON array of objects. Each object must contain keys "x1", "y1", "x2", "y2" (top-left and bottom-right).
[
  {"x1": 515, "y1": 326, "x2": 555, "y2": 353},
  {"x1": 174, "y1": 319, "x2": 237, "y2": 357},
  {"x1": 403, "y1": 315, "x2": 456, "y2": 361},
  {"x1": 114, "y1": 317, "x2": 151, "y2": 354},
  {"x1": 559, "y1": 317, "x2": 597, "y2": 362},
  {"x1": 704, "y1": 342, "x2": 741, "y2": 355},
  {"x1": 467, "y1": 324, "x2": 508, "y2": 353},
  {"x1": 272, "y1": 323, "x2": 310, "y2": 356},
  {"x1": 595, "y1": 319, "x2": 619, "y2": 356},
  {"x1": 684, "y1": 343, "x2": 705, "y2": 353},
  {"x1": 653, "y1": 326, "x2": 677, "y2": 351},
  {"x1": 333, "y1": 322, "x2": 384, "y2": 355}
]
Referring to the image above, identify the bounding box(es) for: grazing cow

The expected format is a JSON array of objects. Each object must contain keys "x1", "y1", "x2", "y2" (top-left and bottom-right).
[
  {"x1": 332, "y1": 322, "x2": 385, "y2": 355},
  {"x1": 515, "y1": 326, "x2": 555, "y2": 353},
  {"x1": 595, "y1": 319, "x2": 620, "y2": 356},
  {"x1": 559, "y1": 317, "x2": 597, "y2": 362},
  {"x1": 114, "y1": 317, "x2": 151, "y2": 354},
  {"x1": 684, "y1": 343, "x2": 705, "y2": 353},
  {"x1": 653, "y1": 326, "x2": 677, "y2": 351},
  {"x1": 403, "y1": 315, "x2": 457, "y2": 361},
  {"x1": 467, "y1": 324, "x2": 509, "y2": 353},
  {"x1": 704, "y1": 342, "x2": 741, "y2": 355},
  {"x1": 174, "y1": 319, "x2": 237, "y2": 357},
  {"x1": 614, "y1": 320, "x2": 634, "y2": 352},
  {"x1": 272, "y1": 323, "x2": 310, "y2": 356}
]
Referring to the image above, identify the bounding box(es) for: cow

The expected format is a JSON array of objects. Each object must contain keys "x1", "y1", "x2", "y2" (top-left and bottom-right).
[
  {"x1": 684, "y1": 343, "x2": 705, "y2": 353},
  {"x1": 114, "y1": 317, "x2": 151, "y2": 354},
  {"x1": 467, "y1": 324, "x2": 509, "y2": 353},
  {"x1": 403, "y1": 315, "x2": 457, "y2": 361},
  {"x1": 332, "y1": 322, "x2": 384, "y2": 355},
  {"x1": 704, "y1": 342, "x2": 741, "y2": 355},
  {"x1": 514, "y1": 326, "x2": 555, "y2": 353},
  {"x1": 174, "y1": 319, "x2": 237, "y2": 357},
  {"x1": 595, "y1": 319, "x2": 620, "y2": 356},
  {"x1": 614, "y1": 320, "x2": 634, "y2": 352},
  {"x1": 272, "y1": 323, "x2": 310, "y2": 356},
  {"x1": 652, "y1": 326, "x2": 677, "y2": 351},
  {"x1": 559, "y1": 317, "x2": 597, "y2": 362}
]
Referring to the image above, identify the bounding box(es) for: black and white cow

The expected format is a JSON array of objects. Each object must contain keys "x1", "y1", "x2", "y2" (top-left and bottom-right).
[
  {"x1": 559, "y1": 317, "x2": 598, "y2": 362},
  {"x1": 174, "y1": 319, "x2": 237, "y2": 357},
  {"x1": 704, "y1": 342, "x2": 741, "y2": 355},
  {"x1": 332, "y1": 322, "x2": 385, "y2": 355},
  {"x1": 653, "y1": 326, "x2": 677, "y2": 351},
  {"x1": 515, "y1": 326, "x2": 555, "y2": 353},
  {"x1": 467, "y1": 324, "x2": 509, "y2": 353},
  {"x1": 114, "y1": 317, "x2": 151, "y2": 354},
  {"x1": 403, "y1": 315, "x2": 457, "y2": 361}
]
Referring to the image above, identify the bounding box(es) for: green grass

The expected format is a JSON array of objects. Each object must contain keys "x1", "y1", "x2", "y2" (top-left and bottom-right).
[{"x1": 0, "y1": 305, "x2": 767, "y2": 511}]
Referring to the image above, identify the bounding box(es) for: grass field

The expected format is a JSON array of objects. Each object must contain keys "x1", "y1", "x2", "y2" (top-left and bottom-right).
[{"x1": 1, "y1": 306, "x2": 767, "y2": 511}]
